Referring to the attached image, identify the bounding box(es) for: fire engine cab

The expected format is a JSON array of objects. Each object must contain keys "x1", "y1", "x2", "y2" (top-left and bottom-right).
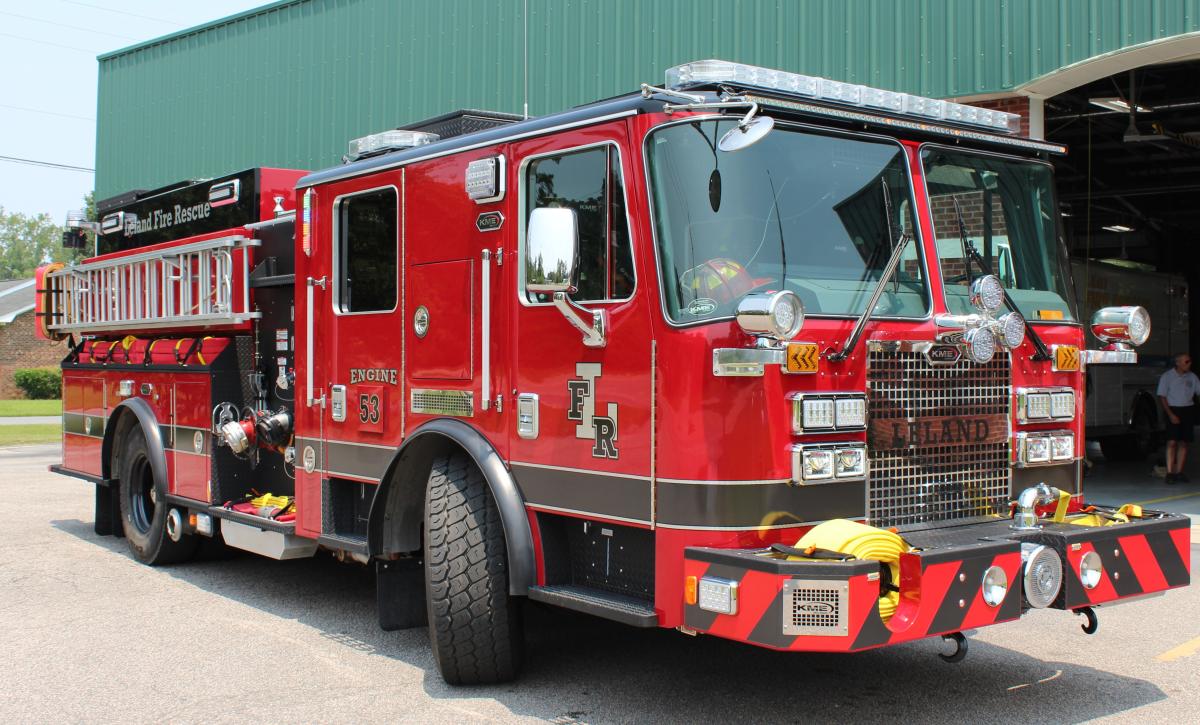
[{"x1": 41, "y1": 60, "x2": 1190, "y2": 685}]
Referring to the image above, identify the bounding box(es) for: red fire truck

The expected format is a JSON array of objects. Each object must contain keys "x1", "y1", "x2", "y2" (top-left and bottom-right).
[{"x1": 40, "y1": 60, "x2": 1189, "y2": 685}]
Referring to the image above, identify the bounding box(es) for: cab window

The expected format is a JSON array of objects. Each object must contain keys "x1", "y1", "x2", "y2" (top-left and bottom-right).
[
  {"x1": 335, "y1": 187, "x2": 397, "y2": 313},
  {"x1": 523, "y1": 145, "x2": 634, "y2": 303}
]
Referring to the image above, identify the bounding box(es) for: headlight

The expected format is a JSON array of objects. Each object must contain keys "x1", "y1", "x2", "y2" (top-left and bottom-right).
[
  {"x1": 834, "y1": 447, "x2": 866, "y2": 479},
  {"x1": 964, "y1": 326, "x2": 996, "y2": 364},
  {"x1": 1050, "y1": 391, "x2": 1075, "y2": 419},
  {"x1": 735, "y1": 290, "x2": 805, "y2": 342},
  {"x1": 1091, "y1": 305, "x2": 1151, "y2": 347},
  {"x1": 995, "y1": 311, "x2": 1026, "y2": 348},
  {"x1": 791, "y1": 444, "x2": 866, "y2": 484},
  {"x1": 969, "y1": 274, "x2": 1005, "y2": 313},
  {"x1": 1024, "y1": 435, "x2": 1050, "y2": 464},
  {"x1": 1022, "y1": 543, "x2": 1063, "y2": 609},
  {"x1": 1079, "y1": 551, "x2": 1103, "y2": 590},
  {"x1": 793, "y1": 394, "x2": 867, "y2": 433},
  {"x1": 981, "y1": 565, "x2": 1009, "y2": 607},
  {"x1": 801, "y1": 449, "x2": 833, "y2": 481},
  {"x1": 1050, "y1": 434, "x2": 1074, "y2": 461}
]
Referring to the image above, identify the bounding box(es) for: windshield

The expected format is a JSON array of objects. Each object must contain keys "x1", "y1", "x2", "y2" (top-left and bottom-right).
[
  {"x1": 647, "y1": 119, "x2": 927, "y2": 323},
  {"x1": 922, "y1": 148, "x2": 1077, "y2": 322}
]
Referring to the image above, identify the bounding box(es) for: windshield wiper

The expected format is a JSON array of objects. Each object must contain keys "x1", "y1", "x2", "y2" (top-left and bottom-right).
[
  {"x1": 949, "y1": 198, "x2": 1052, "y2": 362},
  {"x1": 829, "y1": 180, "x2": 909, "y2": 362}
]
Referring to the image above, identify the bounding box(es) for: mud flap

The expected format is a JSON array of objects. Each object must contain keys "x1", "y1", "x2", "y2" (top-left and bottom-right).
[{"x1": 377, "y1": 558, "x2": 427, "y2": 630}]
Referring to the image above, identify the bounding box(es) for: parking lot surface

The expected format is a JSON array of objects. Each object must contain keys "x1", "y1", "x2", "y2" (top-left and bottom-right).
[{"x1": 2, "y1": 442, "x2": 1197, "y2": 724}]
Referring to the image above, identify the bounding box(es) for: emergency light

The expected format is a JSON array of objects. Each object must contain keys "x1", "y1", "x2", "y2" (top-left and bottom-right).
[
  {"x1": 665, "y1": 60, "x2": 1022, "y2": 135},
  {"x1": 346, "y1": 130, "x2": 439, "y2": 163}
]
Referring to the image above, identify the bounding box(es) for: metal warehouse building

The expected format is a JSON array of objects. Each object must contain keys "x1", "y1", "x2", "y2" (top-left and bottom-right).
[{"x1": 94, "y1": 0, "x2": 1200, "y2": 452}]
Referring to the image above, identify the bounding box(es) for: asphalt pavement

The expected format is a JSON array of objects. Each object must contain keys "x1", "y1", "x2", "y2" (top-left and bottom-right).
[{"x1": 1, "y1": 442, "x2": 1197, "y2": 724}]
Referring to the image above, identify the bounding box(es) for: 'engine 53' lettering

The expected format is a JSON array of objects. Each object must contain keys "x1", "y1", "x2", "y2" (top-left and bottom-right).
[{"x1": 567, "y1": 362, "x2": 619, "y2": 459}]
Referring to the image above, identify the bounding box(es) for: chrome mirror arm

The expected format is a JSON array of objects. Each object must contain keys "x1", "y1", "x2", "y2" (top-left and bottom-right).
[{"x1": 552, "y1": 292, "x2": 607, "y2": 348}]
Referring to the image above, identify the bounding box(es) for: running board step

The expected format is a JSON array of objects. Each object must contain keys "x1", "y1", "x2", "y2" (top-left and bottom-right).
[{"x1": 528, "y1": 585, "x2": 658, "y2": 627}]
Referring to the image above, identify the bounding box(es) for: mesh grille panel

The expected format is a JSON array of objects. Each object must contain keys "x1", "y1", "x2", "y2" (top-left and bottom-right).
[
  {"x1": 410, "y1": 389, "x2": 474, "y2": 417},
  {"x1": 867, "y1": 345, "x2": 1011, "y2": 528},
  {"x1": 782, "y1": 580, "x2": 848, "y2": 636}
]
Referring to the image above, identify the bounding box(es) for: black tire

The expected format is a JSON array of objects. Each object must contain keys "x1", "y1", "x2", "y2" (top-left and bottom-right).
[
  {"x1": 423, "y1": 452, "x2": 523, "y2": 685},
  {"x1": 117, "y1": 426, "x2": 198, "y2": 565}
]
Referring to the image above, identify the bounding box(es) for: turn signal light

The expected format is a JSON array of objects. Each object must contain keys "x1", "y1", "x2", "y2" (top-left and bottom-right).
[{"x1": 685, "y1": 575, "x2": 698, "y2": 605}]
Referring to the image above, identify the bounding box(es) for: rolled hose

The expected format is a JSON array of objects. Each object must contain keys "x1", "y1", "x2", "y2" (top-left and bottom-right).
[{"x1": 791, "y1": 519, "x2": 909, "y2": 622}]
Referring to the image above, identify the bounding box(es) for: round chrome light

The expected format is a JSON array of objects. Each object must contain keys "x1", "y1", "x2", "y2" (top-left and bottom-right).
[
  {"x1": 969, "y1": 274, "x2": 1005, "y2": 313},
  {"x1": 735, "y1": 290, "x2": 804, "y2": 342},
  {"x1": 1079, "y1": 550, "x2": 1103, "y2": 590},
  {"x1": 1127, "y1": 306, "x2": 1151, "y2": 346},
  {"x1": 1021, "y1": 543, "x2": 1063, "y2": 609},
  {"x1": 981, "y1": 565, "x2": 1009, "y2": 607},
  {"x1": 964, "y1": 326, "x2": 997, "y2": 364},
  {"x1": 1091, "y1": 305, "x2": 1152, "y2": 347},
  {"x1": 996, "y1": 311, "x2": 1026, "y2": 348}
]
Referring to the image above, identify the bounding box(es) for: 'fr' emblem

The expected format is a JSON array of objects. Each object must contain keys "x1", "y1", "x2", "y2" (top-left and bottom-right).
[{"x1": 567, "y1": 362, "x2": 619, "y2": 459}]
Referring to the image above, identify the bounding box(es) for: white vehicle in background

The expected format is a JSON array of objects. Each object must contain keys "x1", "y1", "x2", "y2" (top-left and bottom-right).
[{"x1": 1071, "y1": 258, "x2": 1188, "y2": 460}]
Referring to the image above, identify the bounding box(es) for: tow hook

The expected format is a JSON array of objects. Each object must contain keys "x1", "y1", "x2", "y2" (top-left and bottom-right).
[
  {"x1": 1075, "y1": 606, "x2": 1099, "y2": 635},
  {"x1": 938, "y1": 632, "x2": 968, "y2": 663}
]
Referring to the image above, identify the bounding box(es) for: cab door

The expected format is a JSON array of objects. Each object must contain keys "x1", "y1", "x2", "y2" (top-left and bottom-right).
[
  {"x1": 296, "y1": 178, "x2": 404, "y2": 540},
  {"x1": 508, "y1": 125, "x2": 655, "y2": 526}
]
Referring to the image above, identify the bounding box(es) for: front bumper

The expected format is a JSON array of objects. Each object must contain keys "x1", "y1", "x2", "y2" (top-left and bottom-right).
[{"x1": 682, "y1": 512, "x2": 1190, "y2": 652}]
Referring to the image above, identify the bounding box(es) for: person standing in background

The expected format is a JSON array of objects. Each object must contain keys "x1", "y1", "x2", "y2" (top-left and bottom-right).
[{"x1": 1157, "y1": 352, "x2": 1200, "y2": 483}]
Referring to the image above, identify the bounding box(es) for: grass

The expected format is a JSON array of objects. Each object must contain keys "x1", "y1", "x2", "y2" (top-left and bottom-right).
[
  {"x1": 0, "y1": 399, "x2": 62, "y2": 417},
  {"x1": 0, "y1": 424, "x2": 61, "y2": 446}
]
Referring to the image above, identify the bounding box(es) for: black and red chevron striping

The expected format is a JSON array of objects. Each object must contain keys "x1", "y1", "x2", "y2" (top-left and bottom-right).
[{"x1": 1052, "y1": 518, "x2": 1190, "y2": 609}]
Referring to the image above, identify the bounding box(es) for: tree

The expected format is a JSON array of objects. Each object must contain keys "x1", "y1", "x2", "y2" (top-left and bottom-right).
[{"x1": 0, "y1": 194, "x2": 91, "y2": 279}]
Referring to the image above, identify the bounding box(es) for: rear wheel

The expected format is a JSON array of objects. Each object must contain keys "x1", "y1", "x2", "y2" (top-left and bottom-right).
[
  {"x1": 117, "y1": 426, "x2": 198, "y2": 565},
  {"x1": 424, "y1": 452, "x2": 523, "y2": 685}
]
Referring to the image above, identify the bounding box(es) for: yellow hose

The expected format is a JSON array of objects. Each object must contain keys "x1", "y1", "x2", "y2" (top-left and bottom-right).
[{"x1": 792, "y1": 519, "x2": 909, "y2": 622}]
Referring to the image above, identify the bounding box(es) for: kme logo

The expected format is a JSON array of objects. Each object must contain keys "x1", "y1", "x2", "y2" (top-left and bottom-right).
[{"x1": 567, "y1": 362, "x2": 619, "y2": 459}]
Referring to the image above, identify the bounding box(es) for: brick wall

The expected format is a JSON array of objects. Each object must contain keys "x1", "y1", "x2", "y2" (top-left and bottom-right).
[{"x1": 0, "y1": 313, "x2": 69, "y2": 398}]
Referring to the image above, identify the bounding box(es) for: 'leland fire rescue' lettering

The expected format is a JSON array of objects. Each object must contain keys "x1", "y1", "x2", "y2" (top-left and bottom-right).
[
  {"x1": 124, "y1": 202, "x2": 213, "y2": 237},
  {"x1": 349, "y1": 368, "x2": 398, "y2": 385},
  {"x1": 870, "y1": 413, "x2": 1007, "y2": 450},
  {"x1": 567, "y1": 362, "x2": 619, "y2": 459}
]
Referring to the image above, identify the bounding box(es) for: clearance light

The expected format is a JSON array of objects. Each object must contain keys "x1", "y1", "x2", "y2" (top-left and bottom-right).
[
  {"x1": 697, "y1": 576, "x2": 739, "y2": 615},
  {"x1": 685, "y1": 575, "x2": 698, "y2": 605},
  {"x1": 665, "y1": 60, "x2": 1022, "y2": 135}
]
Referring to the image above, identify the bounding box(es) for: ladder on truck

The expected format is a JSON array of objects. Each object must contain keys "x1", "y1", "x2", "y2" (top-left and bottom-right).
[{"x1": 42, "y1": 234, "x2": 261, "y2": 333}]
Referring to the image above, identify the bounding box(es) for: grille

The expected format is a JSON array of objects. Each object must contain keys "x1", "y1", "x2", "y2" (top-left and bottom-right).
[
  {"x1": 866, "y1": 343, "x2": 1011, "y2": 528},
  {"x1": 410, "y1": 389, "x2": 474, "y2": 417},
  {"x1": 782, "y1": 579, "x2": 848, "y2": 636}
]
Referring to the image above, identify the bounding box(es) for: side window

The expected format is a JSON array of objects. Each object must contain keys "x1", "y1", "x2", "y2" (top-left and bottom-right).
[
  {"x1": 524, "y1": 145, "x2": 634, "y2": 303},
  {"x1": 335, "y1": 187, "x2": 397, "y2": 313}
]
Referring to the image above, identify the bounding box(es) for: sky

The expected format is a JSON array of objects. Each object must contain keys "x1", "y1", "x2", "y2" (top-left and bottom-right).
[{"x1": 0, "y1": 0, "x2": 267, "y2": 224}]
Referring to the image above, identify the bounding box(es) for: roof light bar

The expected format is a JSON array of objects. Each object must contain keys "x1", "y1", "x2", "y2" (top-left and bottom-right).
[
  {"x1": 665, "y1": 60, "x2": 1022, "y2": 136},
  {"x1": 346, "y1": 130, "x2": 440, "y2": 163}
]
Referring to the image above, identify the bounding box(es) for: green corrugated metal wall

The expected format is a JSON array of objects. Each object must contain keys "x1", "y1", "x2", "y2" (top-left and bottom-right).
[{"x1": 95, "y1": 0, "x2": 1200, "y2": 199}]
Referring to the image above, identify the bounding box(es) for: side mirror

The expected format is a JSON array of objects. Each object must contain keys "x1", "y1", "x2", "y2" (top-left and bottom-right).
[
  {"x1": 526, "y1": 207, "x2": 578, "y2": 295},
  {"x1": 524, "y1": 206, "x2": 606, "y2": 348}
]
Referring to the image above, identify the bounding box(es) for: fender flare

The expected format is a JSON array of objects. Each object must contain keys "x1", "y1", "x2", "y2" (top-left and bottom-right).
[
  {"x1": 102, "y1": 397, "x2": 169, "y2": 492},
  {"x1": 367, "y1": 418, "x2": 534, "y2": 596}
]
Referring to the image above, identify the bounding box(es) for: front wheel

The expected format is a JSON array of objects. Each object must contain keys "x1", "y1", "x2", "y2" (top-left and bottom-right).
[
  {"x1": 117, "y1": 426, "x2": 198, "y2": 565},
  {"x1": 424, "y1": 452, "x2": 523, "y2": 685}
]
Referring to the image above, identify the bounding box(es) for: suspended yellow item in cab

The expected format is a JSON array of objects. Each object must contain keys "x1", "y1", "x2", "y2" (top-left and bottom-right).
[{"x1": 793, "y1": 519, "x2": 909, "y2": 622}]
